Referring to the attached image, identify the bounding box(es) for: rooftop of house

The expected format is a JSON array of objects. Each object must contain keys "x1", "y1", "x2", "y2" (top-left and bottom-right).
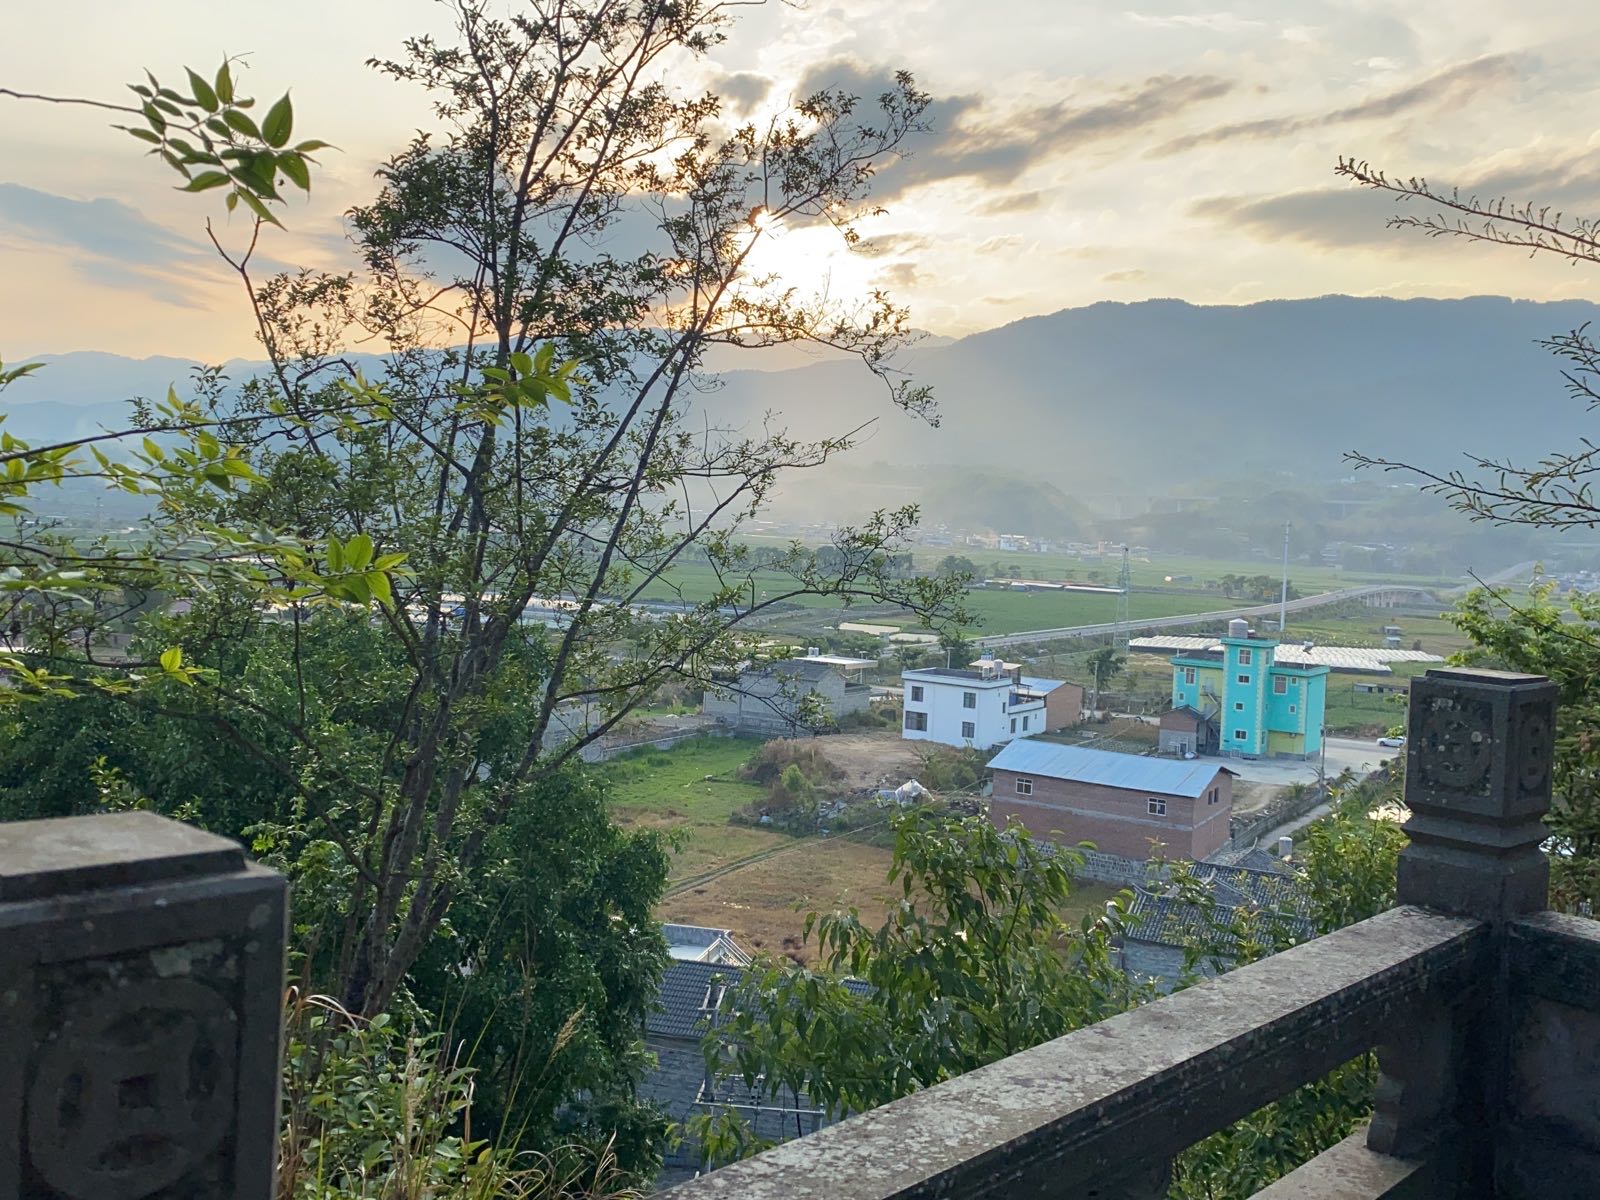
[
  {"x1": 1135, "y1": 635, "x2": 1440, "y2": 675},
  {"x1": 649, "y1": 959, "x2": 871, "y2": 1041},
  {"x1": 986, "y1": 739, "x2": 1237, "y2": 798},
  {"x1": 663, "y1": 923, "x2": 751, "y2": 966},
  {"x1": 1124, "y1": 859, "x2": 1314, "y2": 952},
  {"x1": 742, "y1": 658, "x2": 844, "y2": 683},
  {"x1": 902, "y1": 666, "x2": 1013, "y2": 685}
]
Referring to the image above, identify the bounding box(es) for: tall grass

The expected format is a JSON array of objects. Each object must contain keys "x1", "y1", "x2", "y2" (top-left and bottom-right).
[{"x1": 278, "y1": 991, "x2": 643, "y2": 1200}]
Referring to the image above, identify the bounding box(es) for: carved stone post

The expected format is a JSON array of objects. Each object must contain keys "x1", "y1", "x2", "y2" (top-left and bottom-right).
[
  {"x1": 1396, "y1": 667, "x2": 1555, "y2": 922},
  {"x1": 0, "y1": 811, "x2": 287, "y2": 1199},
  {"x1": 1367, "y1": 667, "x2": 1556, "y2": 1191}
]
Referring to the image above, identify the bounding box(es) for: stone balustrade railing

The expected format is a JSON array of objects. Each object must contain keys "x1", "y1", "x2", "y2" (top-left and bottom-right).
[{"x1": 2, "y1": 666, "x2": 1596, "y2": 1198}]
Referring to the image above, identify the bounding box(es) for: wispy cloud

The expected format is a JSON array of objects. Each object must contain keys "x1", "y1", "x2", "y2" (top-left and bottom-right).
[
  {"x1": 797, "y1": 60, "x2": 1235, "y2": 199},
  {"x1": 977, "y1": 190, "x2": 1045, "y2": 215},
  {"x1": 0, "y1": 184, "x2": 215, "y2": 308},
  {"x1": 1191, "y1": 144, "x2": 1600, "y2": 249},
  {"x1": 1125, "y1": 10, "x2": 1264, "y2": 34},
  {"x1": 713, "y1": 71, "x2": 773, "y2": 117},
  {"x1": 1152, "y1": 54, "x2": 1523, "y2": 157}
]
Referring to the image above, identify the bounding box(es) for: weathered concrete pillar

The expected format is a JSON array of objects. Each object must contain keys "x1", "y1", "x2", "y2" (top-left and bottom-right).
[
  {"x1": 0, "y1": 811, "x2": 286, "y2": 1199},
  {"x1": 1368, "y1": 667, "x2": 1557, "y2": 1193}
]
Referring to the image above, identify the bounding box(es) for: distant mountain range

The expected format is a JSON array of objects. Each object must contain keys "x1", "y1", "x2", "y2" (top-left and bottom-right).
[{"x1": 13, "y1": 296, "x2": 1598, "y2": 501}]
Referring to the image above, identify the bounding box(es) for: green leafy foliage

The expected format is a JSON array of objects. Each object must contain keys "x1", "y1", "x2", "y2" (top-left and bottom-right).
[
  {"x1": 697, "y1": 808, "x2": 1142, "y2": 1161},
  {"x1": 280, "y1": 993, "x2": 644, "y2": 1200},
  {"x1": 116, "y1": 62, "x2": 324, "y2": 221},
  {"x1": 1451, "y1": 580, "x2": 1600, "y2": 912},
  {"x1": 2, "y1": 5, "x2": 959, "y2": 1182}
]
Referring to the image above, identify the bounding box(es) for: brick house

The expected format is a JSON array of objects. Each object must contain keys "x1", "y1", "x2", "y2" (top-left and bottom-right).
[{"x1": 987, "y1": 739, "x2": 1235, "y2": 861}]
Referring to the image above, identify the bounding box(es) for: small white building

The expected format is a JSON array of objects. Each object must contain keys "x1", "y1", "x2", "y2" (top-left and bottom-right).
[{"x1": 901, "y1": 656, "x2": 1050, "y2": 750}]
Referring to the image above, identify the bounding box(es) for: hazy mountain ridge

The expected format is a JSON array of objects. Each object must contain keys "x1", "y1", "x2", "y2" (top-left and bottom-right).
[
  {"x1": 701, "y1": 295, "x2": 1600, "y2": 489},
  {"x1": 13, "y1": 296, "x2": 1598, "y2": 493}
]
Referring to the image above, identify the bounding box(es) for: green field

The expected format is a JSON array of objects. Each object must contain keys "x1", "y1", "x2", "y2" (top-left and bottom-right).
[
  {"x1": 638, "y1": 541, "x2": 1474, "y2": 641},
  {"x1": 601, "y1": 736, "x2": 789, "y2": 883},
  {"x1": 601, "y1": 732, "x2": 1127, "y2": 961}
]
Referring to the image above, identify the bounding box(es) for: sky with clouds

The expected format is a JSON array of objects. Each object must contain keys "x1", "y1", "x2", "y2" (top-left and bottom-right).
[{"x1": 3, "y1": 0, "x2": 1598, "y2": 359}]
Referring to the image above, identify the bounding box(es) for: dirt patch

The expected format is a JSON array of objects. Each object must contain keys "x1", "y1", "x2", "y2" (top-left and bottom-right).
[
  {"x1": 1231, "y1": 779, "x2": 1288, "y2": 815},
  {"x1": 660, "y1": 838, "x2": 901, "y2": 965},
  {"x1": 812, "y1": 731, "x2": 930, "y2": 792}
]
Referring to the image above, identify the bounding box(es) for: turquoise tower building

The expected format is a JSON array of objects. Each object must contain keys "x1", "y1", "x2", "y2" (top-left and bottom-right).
[{"x1": 1169, "y1": 619, "x2": 1329, "y2": 759}]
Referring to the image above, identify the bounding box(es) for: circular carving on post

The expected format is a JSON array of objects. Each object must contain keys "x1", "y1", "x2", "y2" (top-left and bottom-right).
[
  {"x1": 1417, "y1": 702, "x2": 1493, "y2": 793},
  {"x1": 1518, "y1": 706, "x2": 1553, "y2": 796},
  {"x1": 26, "y1": 978, "x2": 237, "y2": 1200}
]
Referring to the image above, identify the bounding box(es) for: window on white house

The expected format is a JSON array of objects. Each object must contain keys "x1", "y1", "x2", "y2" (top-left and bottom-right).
[
  {"x1": 1022, "y1": 715, "x2": 1030, "y2": 731},
  {"x1": 961, "y1": 720, "x2": 975, "y2": 740},
  {"x1": 1015, "y1": 778, "x2": 1033, "y2": 795},
  {"x1": 1011, "y1": 717, "x2": 1017, "y2": 733},
  {"x1": 904, "y1": 711, "x2": 928, "y2": 731},
  {"x1": 962, "y1": 691, "x2": 977, "y2": 709},
  {"x1": 1237, "y1": 674, "x2": 1251, "y2": 685},
  {"x1": 1238, "y1": 649, "x2": 1253, "y2": 666},
  {"x1": 1183, "y1": 667, "x2": 1196, "y2": 685},
  {"x1": 1148, "y1": 797, "x2": 1167, "y2": 816},
  {"x1": 1234, "y1": 729, "x2": 1248, "y2": 741},
  {"x1": 910, "y1": 685, "x2": 924, "y2": 702},
  {"x1": 1273, "y1": 676, "x2": 1288, "y2": 695}
]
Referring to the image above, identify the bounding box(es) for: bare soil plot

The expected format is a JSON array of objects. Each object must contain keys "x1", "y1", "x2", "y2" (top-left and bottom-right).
[
  {"x1": 812, "y1": 731, "x2": 929, "y2": 792},
  {"x1": 662, "y1": 834, "x2": 1126, "y2": 967}
]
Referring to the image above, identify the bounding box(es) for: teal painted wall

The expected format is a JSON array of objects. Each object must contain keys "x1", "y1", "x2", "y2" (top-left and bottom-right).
[{"x1": 1170, "y1": 641, "x2": 1329, "y2": 759}]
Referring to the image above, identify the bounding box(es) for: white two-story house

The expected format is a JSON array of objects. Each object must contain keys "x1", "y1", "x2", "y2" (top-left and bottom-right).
[{"x1": 900, "y1": 656, "x2": 1055, "y2": 750}]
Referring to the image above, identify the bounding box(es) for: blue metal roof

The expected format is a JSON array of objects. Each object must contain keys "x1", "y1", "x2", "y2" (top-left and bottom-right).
[
  {"x1": 1018, "y1": 676, "x2": 1066, "y2": 692},
  {"x1": 986, "y1": 739, "x2": 1234, "y2": 798}
]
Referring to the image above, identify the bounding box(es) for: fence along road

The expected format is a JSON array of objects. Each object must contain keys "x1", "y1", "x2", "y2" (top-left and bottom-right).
[{"x1": 971, "y1": 584, "x2": 1440, "y2": 649}]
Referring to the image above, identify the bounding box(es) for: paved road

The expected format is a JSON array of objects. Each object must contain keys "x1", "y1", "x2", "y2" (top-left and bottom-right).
[
  {"x1": 1224, "y1": 736, "x2": 1399, "y2": 787},
  {"x1": 972, "y1": 584, "x2": 1438, "y2": 649}
]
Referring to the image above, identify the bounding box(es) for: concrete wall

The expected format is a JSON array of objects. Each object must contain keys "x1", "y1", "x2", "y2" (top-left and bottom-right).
[
  {"x1": 902, "y1": 672, "x2": 1015, "y2": 749},
  {"x1": 989, "y1": 767, "x2": 1232, "y2": 861},
  {"x1": 703, "y1": 666, "x2": 864, "y2": 733},
  {"x1": 1158, "y1": 709, "x2": 1206, "y2": 756},
  {"x1": 578, "y1": 726, "x2": 733, "y2": 764},
  {"x1": 1070, "y1": 847, "x2": 1160, "y2": 888}
]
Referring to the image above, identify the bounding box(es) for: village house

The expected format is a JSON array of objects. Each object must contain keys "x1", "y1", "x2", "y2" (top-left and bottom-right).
[
  {"x1": 987, "y1": 739, "x2": 1235, "y2": 861},
  {"x1": 642, "y1": 925, "x2": 867, "y2": 1186},
  {"x1": 901, "y1": 655, "x2": 1082, "y2": 750},
  {"x1": 1119, "y1": 849, "x2": 1312, "y2": 989},
  {"x1": 1167, "y1": 618, "x2": 1330, "y2": 759},
  {"x1": 702, "y1": 650, "x2": 874, "y2": 735}
]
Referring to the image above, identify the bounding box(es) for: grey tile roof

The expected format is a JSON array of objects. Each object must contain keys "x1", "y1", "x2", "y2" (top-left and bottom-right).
[
  {"x1": 1124, "y1": 862, "x2": 1314, "y2": 953},
  {"x1": 649, "y1": 960, "x2": 870, "y2": 1040},
  {"x1": 650, "y1": 961, "x2": 742, "y2": 1040}
]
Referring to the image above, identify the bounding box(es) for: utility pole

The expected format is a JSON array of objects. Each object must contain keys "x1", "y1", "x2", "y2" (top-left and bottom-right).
[
  {"x1": 1279, "y1": 521, "x2": 1291, "y2": 636},
  {"x1": 1115, "y1": 545, "x2": 1131, "y2": 646}
]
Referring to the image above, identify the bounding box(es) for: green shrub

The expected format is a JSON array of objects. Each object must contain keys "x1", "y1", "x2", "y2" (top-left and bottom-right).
[{"x1": 279, "y1": 992, "x2": 642, "y2": 1200}]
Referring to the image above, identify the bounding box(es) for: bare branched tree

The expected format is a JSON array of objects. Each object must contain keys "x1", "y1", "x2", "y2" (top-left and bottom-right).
[{"x1": 1337, "y1": 157, "x2": 1600, "y2": 528}]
